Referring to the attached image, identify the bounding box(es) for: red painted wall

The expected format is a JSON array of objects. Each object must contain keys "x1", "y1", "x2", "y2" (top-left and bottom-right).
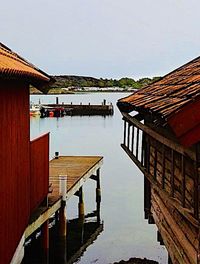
[
  {"x1": 0, "y1": 80, "x2": 30, "y2": 263},
  {"x1": 30, "y1": 133, "x2": 49, "y2": 212},
  {"x1": 168, "y1": 98, "x2": 200, "y2": 146}
]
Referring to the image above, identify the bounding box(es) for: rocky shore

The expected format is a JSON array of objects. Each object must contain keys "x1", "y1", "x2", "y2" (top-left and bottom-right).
[{"x1": 113, "y1": 257, "x2": 158, "y2": 264}]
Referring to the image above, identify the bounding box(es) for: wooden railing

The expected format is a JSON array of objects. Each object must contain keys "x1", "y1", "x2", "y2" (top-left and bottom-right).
[
  {"x1": 121, "y1": 112, "x2": 199, "y2": 223},
  {"x1": 30, "y1": 133, "x2": 49, "y2": 213}
]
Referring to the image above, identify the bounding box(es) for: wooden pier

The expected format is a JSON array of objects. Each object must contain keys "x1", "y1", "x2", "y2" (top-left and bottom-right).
[
  {"x1": 40, "y1": 99, "x2": 114, "y2": 117},
  {"x1": 49, "y1": 156, "x2": 103, "y2": 200},
  {"x1": 25, "y1": 155, "x2": 103, "y2": 249}
]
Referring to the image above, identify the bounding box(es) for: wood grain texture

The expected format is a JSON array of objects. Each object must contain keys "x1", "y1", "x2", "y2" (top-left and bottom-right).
[
  {"x1": 49, "y1": 156, "x2": 103, "y2": 198},
  {"x1": 0, "y1": 80, "x2": 30, "y2": 264}
]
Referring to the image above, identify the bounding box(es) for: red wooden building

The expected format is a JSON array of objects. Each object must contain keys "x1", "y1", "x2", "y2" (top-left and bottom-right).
[
  {"x1": 0, "y1": 43, "x2": 51, "y2": 264},
  {"x1": 117, "y1": 57, "x2": 200, "y2": 263}
]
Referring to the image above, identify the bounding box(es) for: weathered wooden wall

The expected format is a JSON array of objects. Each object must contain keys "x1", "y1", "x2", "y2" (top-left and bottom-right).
[
  {"x1": 121, "y1": 113, "x2": 199, "y2": 263},
  {"x1": 148, "y1": 136, "x2": 198, "y2": 263},
  {"x1": 0, "y1": 80, "x2": 30, "y2": 264},
  {"x1": 151, "y1": 189, "x2": 198, "y2": 264},
  {"x1": 30, "y1": 133, "x2": 49, "y2": 212},
  {"x1": 149, "y1": 138, "x2": 195, "y2": 211}
]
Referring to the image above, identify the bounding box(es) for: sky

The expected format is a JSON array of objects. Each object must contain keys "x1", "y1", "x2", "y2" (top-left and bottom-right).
[{"x1": 1, "y1": 0, "x2": 200, "y2": 79}]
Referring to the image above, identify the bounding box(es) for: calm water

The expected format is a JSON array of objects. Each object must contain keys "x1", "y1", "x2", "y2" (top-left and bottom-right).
[{"x1": 29, "y1": 93, "x2": 167, "y2": 264}]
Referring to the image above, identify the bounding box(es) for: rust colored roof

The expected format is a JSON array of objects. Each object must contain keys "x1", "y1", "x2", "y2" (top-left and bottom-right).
[
  {"x1": 0, "y1": 42, "x2": 52, "y2": 90},
  {"x1": 117, "y1": 56, "x2": 200, "y2": 124}
]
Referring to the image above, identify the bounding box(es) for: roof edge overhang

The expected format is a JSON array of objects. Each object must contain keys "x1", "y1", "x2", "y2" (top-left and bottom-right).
[
  {"x1": 0, "y1": 42, "x2": 55, "y2": 93},
  {"x1": 117, "y1": 101, "x2": 135, "y2": 113}
]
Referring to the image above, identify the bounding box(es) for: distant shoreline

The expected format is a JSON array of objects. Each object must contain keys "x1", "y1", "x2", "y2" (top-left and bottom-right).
[{"x1": 30, "y1": 87, "x2": 135, "y2": 95}]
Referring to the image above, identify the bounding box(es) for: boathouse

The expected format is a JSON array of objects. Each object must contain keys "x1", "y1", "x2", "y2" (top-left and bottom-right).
[
  {"x1": 0, "y1": 43, "x2": 104, "y2": 264},
  {"x1": 0, "y1": 43, "x2": 52, "y2": 264},
  {"x1": 117, "y1": 57, "x2": 200, "y2": 264}
]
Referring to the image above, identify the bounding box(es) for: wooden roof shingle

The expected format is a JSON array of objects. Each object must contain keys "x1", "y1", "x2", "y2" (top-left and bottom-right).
[{"x1": 117, "y1": 56, "x2": 200, "y2": 124}]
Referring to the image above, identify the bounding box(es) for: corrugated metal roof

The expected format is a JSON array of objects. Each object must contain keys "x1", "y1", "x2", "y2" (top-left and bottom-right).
[
  {"x1": 118, "y1": 56, "x2": 200, "y2": 124},
  {"x1": 0, "y1": 42, "x2": 51, "y2": 90}
]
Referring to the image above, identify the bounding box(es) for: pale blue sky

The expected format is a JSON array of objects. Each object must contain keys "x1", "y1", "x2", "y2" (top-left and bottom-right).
[{"x1": 1, "y1": 0, "x2": 200, "y2": 79}]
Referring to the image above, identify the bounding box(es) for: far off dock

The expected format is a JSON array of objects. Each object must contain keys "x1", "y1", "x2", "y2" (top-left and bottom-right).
[{"x1": 39, "y1": 97, "x2": 114, "y2": 117}]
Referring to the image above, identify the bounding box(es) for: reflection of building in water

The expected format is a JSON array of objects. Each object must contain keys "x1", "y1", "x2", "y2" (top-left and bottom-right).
[{"x1": 117, "y1": 57, "x2": 200, "y2": 264}]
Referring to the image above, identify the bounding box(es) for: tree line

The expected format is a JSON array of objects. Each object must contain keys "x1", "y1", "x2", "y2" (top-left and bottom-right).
[{"x1": 50, "y1": 75, "x2": 161, "y2": 89}]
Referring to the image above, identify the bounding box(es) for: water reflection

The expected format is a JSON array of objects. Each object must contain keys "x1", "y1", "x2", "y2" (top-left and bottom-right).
[
  {"x1": 66, "y1": 212, "x2": 103, "y2": 264},
  {"x1": 23, "y1": 201, "x2": 103, "y2": 264}
]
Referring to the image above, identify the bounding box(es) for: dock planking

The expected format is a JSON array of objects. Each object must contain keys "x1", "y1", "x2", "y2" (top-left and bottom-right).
[
  {"x1": 25, "y1": 155, "x2": 103, "y2": 239},
  {"x1": 49, "y1": 156, "x2": 103, "y2": 200}
]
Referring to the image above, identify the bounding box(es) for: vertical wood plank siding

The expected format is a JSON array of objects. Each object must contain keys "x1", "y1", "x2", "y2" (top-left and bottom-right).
[
  {"x1": 30, "y1": 133, "x2": 49, "y2": 212},
  {"x1": 0, "y1": 80, "x2": 30, "y2": 264}
]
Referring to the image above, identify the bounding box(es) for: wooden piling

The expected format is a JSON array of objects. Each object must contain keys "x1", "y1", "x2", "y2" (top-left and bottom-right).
[
  {"x1": 96, "y1": 169, "x2": 101, "y2": 203},
  {"x1": 59, "y1": 203, "x2": 67, "y2": 237},
  {"x1": 144, "y1": 176, "x2": 151, "y2": 219},
  {"x1": 78, "y1": 187, "x2": 85, "y2": 220}
]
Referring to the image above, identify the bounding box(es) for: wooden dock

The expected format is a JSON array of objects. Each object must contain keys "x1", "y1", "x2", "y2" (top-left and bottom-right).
[
  {"x1": 25, "y1": 155, "x2": 103, "y2": 240},
  {"x1": 40, "y1": 101, "x2": 114, "y2": 117},
  {"x1": 49, "y1": 156, "x2": 103, "y2": 200}
]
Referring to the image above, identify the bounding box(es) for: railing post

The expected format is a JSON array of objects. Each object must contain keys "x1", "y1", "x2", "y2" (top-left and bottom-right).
[
  {"x1": 59, "y1": 175, "x2": 67, "y2": 237},
  {"x1": 59, "y1": 175, "x2": 67, "y2": 202},
  {"x1": 127, "y1": 122, "x2": 131, "y2": 149},
  {"x1": 136, "y1": 128, "x2": 139, "y2": 160},
  {"x1": 146, "y1": 136, "x2": 150, "y2": 174},
  {"x1": 141, "y1": 131, "x2": 145, "y2": 166},
  {"x1": 131, "y1": 125, "x2": 135, "y2": 154},
  {"x1": 123, "y1": 120, "x2": 127, "y2": 146}
]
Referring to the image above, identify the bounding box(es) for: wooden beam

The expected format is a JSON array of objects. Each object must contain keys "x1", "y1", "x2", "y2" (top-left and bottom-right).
[
  {"x1": 67, "y1": 159, "x2": 103, "y2": 200},
  {"x1": 170, "y1": 149, "x2": 175, "y2": 197},
  {"x1": 122, "y1": 112, "x2": 195, "y2": 160},
  {"x1": 161, "y1": 145, "x2": 166, "y2": 189},
  {"x1": 153, "y1": 144, "x2": 157, "y2": 180},
  {"x1": 181, "y1": 155, "x2": 186, "y2": 208},
  {"x1": 25, "y1": 199, "x2": 62, "y2": 239}
]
